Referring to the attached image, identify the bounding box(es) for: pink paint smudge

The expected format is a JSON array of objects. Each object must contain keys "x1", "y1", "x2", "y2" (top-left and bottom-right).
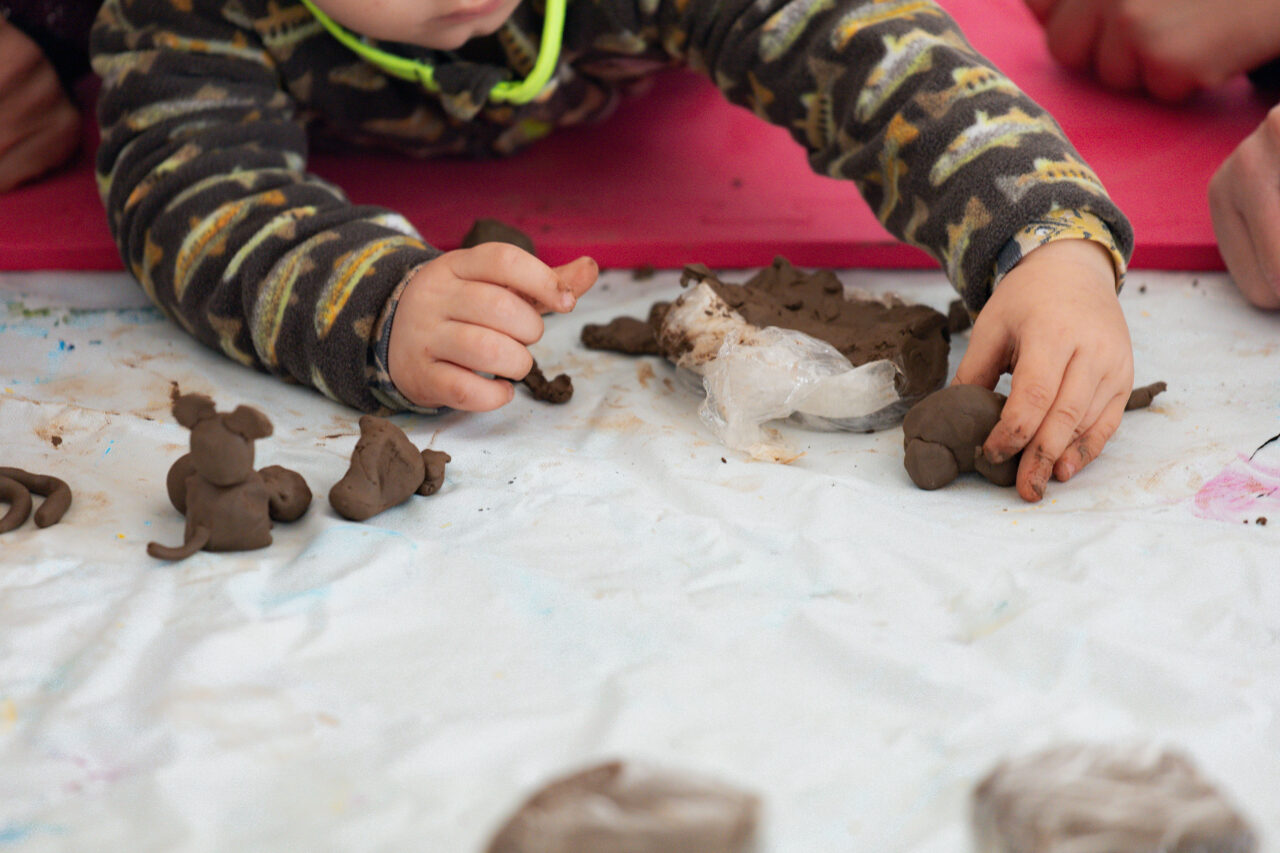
[{"x1": 1193, "y1": 452, "x2": 1280, "y2": 523}]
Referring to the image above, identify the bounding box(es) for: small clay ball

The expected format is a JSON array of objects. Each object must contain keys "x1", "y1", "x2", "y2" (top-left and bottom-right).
[{"x1": 902, "y1": 384, "x2": 1016, "y2": 490}]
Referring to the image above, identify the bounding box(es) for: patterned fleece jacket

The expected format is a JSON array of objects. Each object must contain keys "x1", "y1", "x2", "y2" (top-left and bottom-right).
[{"x1": 91, "y1": 0, "x2": 1134, "y2": 413}]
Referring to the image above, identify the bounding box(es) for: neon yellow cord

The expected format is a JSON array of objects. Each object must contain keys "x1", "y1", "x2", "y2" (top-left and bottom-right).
[{"x1": 297, "y1": 0, "x2": 565, "y2": 105}]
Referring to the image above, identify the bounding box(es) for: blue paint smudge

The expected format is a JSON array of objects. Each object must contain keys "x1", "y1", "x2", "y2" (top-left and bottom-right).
[
  {"x1": 103, "y1": 440, "x2": 114, "y2": 456},
  {"x1": 0, "y1": 826, "x2": 31, "y2": 844}
]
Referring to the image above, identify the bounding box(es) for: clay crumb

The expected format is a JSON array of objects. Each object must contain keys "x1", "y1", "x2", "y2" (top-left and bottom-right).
[
  {"x1": 50, "y1": 435, "x2": 62, "y2": 448},
  {"x1": 1258, "y1": 517, "x2": 1268, "y2": 526},
  {"x1": 520, "y1": 358, "x2": 573, "y2": 404},
  {"x1": 632, "y1": 264, "x2": 656, "y2": 281}
]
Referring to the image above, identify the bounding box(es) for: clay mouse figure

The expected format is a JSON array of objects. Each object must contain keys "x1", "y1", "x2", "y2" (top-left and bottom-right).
[
  {"x1": 902, "y1": 385, "x2": 1019, "y2": 490},
  {"x1": 329, "y1": 415, "x2": 450, "y2": 522},
  {"x1": 147, "y1": 393, "x2": 311, "y2": 560}
]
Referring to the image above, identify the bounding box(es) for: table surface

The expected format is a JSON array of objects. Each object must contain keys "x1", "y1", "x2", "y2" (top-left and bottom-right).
[{"x1": 1, "y1": 267, "x2": 1277, "y2": 851}]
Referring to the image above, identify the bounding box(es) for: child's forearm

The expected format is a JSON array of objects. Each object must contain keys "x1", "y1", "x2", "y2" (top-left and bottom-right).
[
  {"x1": 93, "y1": 0, "x2": 440, "y2": 412},
  {"x1": 655, "y1": 0, "x2": 1133, "y2": 308}
]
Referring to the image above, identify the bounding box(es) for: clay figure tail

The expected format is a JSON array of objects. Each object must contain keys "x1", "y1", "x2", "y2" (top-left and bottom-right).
[
  {"x1": 0, "y1": 474, "x2": 33, "y2": 533},
  {"x1": 147, "y1": 524, "x2": 212, "y2": 561},
  {"x1": 0, "y1": 467, "x2": 72, "y2": 527}
]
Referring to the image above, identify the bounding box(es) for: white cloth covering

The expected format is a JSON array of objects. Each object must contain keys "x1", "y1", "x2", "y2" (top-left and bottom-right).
[{"x1": 0, "y1": 268, "x2": 1276, "y2": 852}]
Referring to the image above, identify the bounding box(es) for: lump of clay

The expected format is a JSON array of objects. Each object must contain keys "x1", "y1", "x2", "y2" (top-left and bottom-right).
[
  {"x1": 520, "y1": 358, "x2": 573, "y2": 404},
  {"x1": 329, "y1": 415, "x2": 450, "y2": 521},
  {"x1": 147, "y1": 393, "x2": 312, "y2": 560},
  {"x1": 973, "y1": 743, "x2": 1258, "y2": 853},
  {"x1": 902, "y1": 384, "x2": 1017, "y2": 490},
  {"x1": 461, "y1": 217, "x2": 536, "y2": 255},
  {"x1": 486, "y1": 761, "x2": 759, "y2": 853},
  {"x1": 582, "y1": 257, "x2": 949, "y2": 402},
  {"x1": 0, "y1": 466, "x2": 71, "y2": 533}
]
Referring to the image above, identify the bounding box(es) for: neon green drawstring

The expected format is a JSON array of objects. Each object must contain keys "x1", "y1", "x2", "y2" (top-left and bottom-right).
[{"x1": 297, "y1": 0, "x2": 566, "y2": 105}]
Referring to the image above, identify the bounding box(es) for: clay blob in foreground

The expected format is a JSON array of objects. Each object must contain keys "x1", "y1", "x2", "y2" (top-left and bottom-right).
[
  {"x1": 0, "y1": 467, "x2": 71, "y2": 533},
  {"x1": 148, "y1": 393, "x2": 312, "y2": 560},
  {"x1": 329, "y1": 415, "x2": 450, "y2": 521},
  {"x1": 486, "y1": 761, "x2": 759, "y2": 853},
  {"x1": 972, "y1": 743, "x2": 1258, "y2": 853}
]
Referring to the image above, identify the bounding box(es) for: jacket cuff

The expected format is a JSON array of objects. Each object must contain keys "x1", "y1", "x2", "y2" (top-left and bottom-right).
[{"x1": 991, "y1": 208, "x2": 1128, "y2": 295}]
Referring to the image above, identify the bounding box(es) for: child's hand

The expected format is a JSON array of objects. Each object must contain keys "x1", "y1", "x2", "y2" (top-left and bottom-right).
[
  {"x1": 0, "y1": 19, "x2": 82, "y2": 194},
  {"x1": 387, "y1": 244, "x2": 597, "y2": 410},
  {"x1": 953, "y1": 239, "x2": 1133, "y2": 502},
  {"x1": 1209, "y1": 107, "x2": 1280, "y2": 310},
  {"x1": 1023, "y1": 0, "x2": 1280, "y2": 101}
]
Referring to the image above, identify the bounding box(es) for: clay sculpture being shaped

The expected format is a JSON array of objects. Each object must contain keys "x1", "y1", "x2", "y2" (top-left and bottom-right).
[
  {"x1": 902, "y1": 385, "x2": 1018, "y2": 490},
  {"x1": 0, "y1": 466, "x2": 72, "y2": 533},
  {"x1": 903, "y1": 381, "x2": 1168, "y2": 490},
  {"x1": 147, "y1": 393, "x2": 311, "y2": 560},
  {"x1": 329, "y1": 415, "x2": 450, "y2": 521}
]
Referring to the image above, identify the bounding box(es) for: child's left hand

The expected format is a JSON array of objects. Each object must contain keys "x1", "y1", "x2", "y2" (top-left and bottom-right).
[{"x1": 953, "y1": 239, "x2": 1134, "y2": 502}]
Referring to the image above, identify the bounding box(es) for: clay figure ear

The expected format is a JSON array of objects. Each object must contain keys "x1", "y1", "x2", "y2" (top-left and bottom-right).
[
  {"x1": 224, "y1": 405, "x2": 273, "y2": 440},
  {"x1": 172, "y1": 394, "x2": 217, "y2": 429}
]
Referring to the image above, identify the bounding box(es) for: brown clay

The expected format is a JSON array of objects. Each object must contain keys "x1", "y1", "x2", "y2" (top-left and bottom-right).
[
  {"x1": 148, "y1": 393, "x2": 311, "y2": 560},
  {"x1": 521, "y1": 358, "x2": 573, "y2": 404},
  {"x1": 0, "y1": 467, "x2": 71, "y2": 529},
  {"x1": 0, "y1": 474, "x2": 33, "y2": 533},
  {"x1": 1125, "y1": 381, "x2": 1167, "y2": 411},
  {"x1": 582, "y1": 258, "x2": 950, "y2": 401},
  {"x1": 973, "y1": 743, "x2": 1258, "y2": 853},
  {"x1": 903, "y1": 385, "x2": 1017, "y2": 490},
  {"x1": 947, "y1": 299, "x2": 972, "y2": 335},
  {"x1": 461, "y1": 218, "x2": 536, "y2": 255},
  {"x1": 486, "y1": 761, "x2": 759, "y2": 853},
  {"x1": 904, "y1": 380, "x2": 1170, "y2": 491},
  {"x1": 329, "y1": 415, "x2": 449, "y2": 520},
  {"x1": 418, "y1": 449, "x2": 451, "y2": 496},
  {"x1": 581, "y1": 316, "x2": 660, "y2": 355}
]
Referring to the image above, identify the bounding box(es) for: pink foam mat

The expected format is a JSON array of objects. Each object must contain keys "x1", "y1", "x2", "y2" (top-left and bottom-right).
[{"x1": 0, "y1": 0, "x2": 1270, "y2": 272}]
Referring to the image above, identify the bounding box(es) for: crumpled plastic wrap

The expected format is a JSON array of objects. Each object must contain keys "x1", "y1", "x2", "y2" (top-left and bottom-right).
[{"x1": 661, "y1": 283, "x2": 908, "y2": 462}]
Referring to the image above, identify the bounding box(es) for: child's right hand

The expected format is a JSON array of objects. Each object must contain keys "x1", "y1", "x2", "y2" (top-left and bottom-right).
[{"x1": 387, "y1": 244, "x2": 598, "y2": 410}]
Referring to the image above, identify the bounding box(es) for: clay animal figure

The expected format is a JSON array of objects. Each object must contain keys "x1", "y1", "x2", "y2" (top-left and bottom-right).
[
  {"x1": 329, "y1": 415, "x2": 451, "y2": 522},
  {"x1": 147, "y1": 393, "x2": 311, "y2": 560},
  {"x1": 0, "y1": 467, "x2": 72, "y2": 533},
  {"x1": 902, "y1": 384, "x2": 1018, "y2": 490}
]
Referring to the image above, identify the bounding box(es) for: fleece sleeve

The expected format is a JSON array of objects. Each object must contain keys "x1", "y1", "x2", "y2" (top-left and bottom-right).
[
  {"x1": 646, "y1": 0, "x2": 1133, "y2": 310},
  {"x1": 92, "y1": 0, "x2": 440, "y2": 412}
]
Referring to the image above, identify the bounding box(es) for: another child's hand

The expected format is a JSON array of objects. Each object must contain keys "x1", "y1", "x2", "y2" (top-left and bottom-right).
[
  {"x1": 1209, "y1": 106, "x2": 1280, "y2": 310},
  {"x1": 953, "y1": 239, "x2": 1133, "y2": 502},
  {"x1": 387, "y1": 244, "x2": 598, "y2": 410},
  {"x1": 1023, "y1": 0, "x2": 1280, "y2": 101},
  {"x1": 0, "y1": 19, "x2": 82, "y2": 194}
]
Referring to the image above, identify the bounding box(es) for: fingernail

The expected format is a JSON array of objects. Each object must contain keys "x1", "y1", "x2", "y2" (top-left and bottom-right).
[
  {"x1": 1059, "y1": 461, "x2": 1076, "y2": 481},
  {"x1": 560, "y1": 289, "x2": 575, "y2": 311}
]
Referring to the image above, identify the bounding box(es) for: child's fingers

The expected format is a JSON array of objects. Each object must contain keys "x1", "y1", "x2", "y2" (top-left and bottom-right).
[
  {"x1": 1022, "y1": 0, "x2": 1056, "y2": 24},
  {"x1": 431, "y1": 320, "x2": 534, "y2": 381},
  {"x1": 982, "y1": 343, "x2": 1074, "y2": 466},
  {"x1": 1043, "y1": 0, "x2": 1106, "y2": 70},
  {"x1": 951, "y1": 312, "x2": 1010, "y2": 390},
  {"x1": 554, "y1": 256, "x2": 600, "y2": 300},
  {"x1": 446, "y1": 244, "x2": 575, "y2": 312},
  {"x1": 1096, "y1": 16, "x2": 1141, "y2": 91},
  {"x1": 1210, "y1": 132, "x2": 1280, "y2": 309},
  {"x1": 447, "y1": 281, "x2": 545, "y2": 344},
  {"x1": 1053, "y1": 391, "x2": 1127, "y2": 482},
  {"x1": 1009, "y1": 355, "x2": 1098, "y2": 501},
  {"x1": 400, "y1": 361, "x2": 515, "y2": 412}
]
